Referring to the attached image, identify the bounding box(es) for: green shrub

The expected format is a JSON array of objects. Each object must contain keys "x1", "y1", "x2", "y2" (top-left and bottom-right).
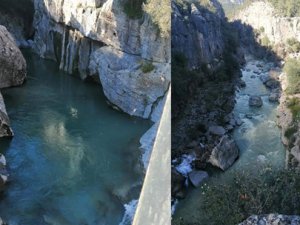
[
  {"x1": 141, "y1": 62, "x2": 155, "y2": 73},
  {"x1": 284, "y1": 58, "x2": 300, "y2": 94},
  {"x1": 284, "y1": 125, "x2": 298, "y2": 140},
  {"x1": 196, "y1": 168, "x2": 300, "y2": 225},
  {"x1": 123, "y1": 0, "x2": 145, "y2": 19},
  {"x1": 287, "y1": 97, "x2": 300, "y2": 121},
  {"x1": 261, "y1": 35, "x2": 271, "y2": 47},
  {"x1": 287, "y1": 38, "x2": 300, "y2": 53}
]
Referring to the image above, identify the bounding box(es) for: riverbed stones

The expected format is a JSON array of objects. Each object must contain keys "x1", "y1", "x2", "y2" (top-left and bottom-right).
[
  {"x1": 0, "y1": 25, "x2": 26, "y2": 88},
  {"x1": 249, "y1": 96, "x2": 263, "y2": 107},
  {"x1": 239, "y1": 214, "x2": 300, "y2": 225},
  {"x1": 208, "y1": 135, "x2": 239, "y2": 171},
  {"x1": 269, "y1": 92, "x2": 280, "y2": 103},
  {"x1": 208, "y1": 126, "x2": 226, "y2": 136},
  {"x1": 188, "y1": 170, "x2": 208, "y2": 187}
]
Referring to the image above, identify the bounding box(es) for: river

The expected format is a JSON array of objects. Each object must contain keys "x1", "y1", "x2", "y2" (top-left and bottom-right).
[
  {"x1": 173, "y1": 56, "x2": 286, "y2": 224},
  {"x1": 0, "y1": 50, "x2": 151, "y2": 225}
]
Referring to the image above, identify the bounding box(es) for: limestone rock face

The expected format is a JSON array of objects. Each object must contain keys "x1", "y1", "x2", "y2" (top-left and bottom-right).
[
  {"x1": 172, "y1": 1, "x2": 225, "y2": 69},
  {"x1": 32, "y1": 0, "x2": 170, "y2": 121},
  {"x1": 0, "y1": 25, "x2": 27, "y2": 88},
  {"x1": 239, "y1": 214, "x2": 300, "y2": 225},
  {"x1": 209, "y1": 135, "x2": 239, "y2": 171},
  {"x1": 0, "y1": 92, "x2": 13, "y2": 137},
  {"x1": 89, "y1": 46, "x2": 170, "y2": 119},
  {"x1": 236, "y1": 1, "x2": 300, "y2": 46}
]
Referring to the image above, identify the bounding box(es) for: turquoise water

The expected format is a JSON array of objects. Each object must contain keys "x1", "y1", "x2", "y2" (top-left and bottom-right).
[
  {"x1": 0, "y1": 51, "x2": 151, "y2": 225},
  {"x1": 173, "y1": 58, "x2": 286, "y2": 223}
]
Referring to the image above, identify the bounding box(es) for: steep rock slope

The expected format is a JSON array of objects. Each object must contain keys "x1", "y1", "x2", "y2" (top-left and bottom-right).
[
  {"x1": 32, "y1": 0, "x2": 170, "y2": 121},
  {"x1": 172, "y1": 0, "x2": 225, "y2": 69},
  {"x1": 171, "y1": 0, "x2": 243, "y2": 198}
]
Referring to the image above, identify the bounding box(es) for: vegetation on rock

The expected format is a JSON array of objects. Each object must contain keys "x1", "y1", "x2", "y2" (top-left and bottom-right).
[
  {"x1": 123, "y1": 0, "x2": 145, "y2": 19},
  {"x1": 141, "y1": 61, "x2": 155, "y2": 73},
  {"x1": 174, "y1": 168, "x2": 300, "y2": 225},
  {"x1": 284, "y1": 58, "x2": 300, "y2": 95},
  {"x1": 144, "y1": 0, "x2": 170, "y2": 37},
  {"x1": 286, "y1": 38, "x2": 300, "y2": 53}
]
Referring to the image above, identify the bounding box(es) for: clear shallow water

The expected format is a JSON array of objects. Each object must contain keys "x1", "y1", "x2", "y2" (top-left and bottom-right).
[
  {"x1": 0, "y1": 51, "x2": 151, "y2": 225},
  {"x1": 173, "y1": 59, "x2": 286, "y2": 223}
]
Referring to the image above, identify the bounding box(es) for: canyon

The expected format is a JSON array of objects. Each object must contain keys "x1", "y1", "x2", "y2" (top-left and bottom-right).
[
  {"x1": 0, "y1": 0, "x2": 170, "y2": 224},
  {"x1": 172, "y1": 0, "x2": 300, "y2": 225}
]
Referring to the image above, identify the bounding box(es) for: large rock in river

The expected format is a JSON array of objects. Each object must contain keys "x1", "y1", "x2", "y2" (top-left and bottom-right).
[
  {"x1": 0, "y1": 92, "x2": 13, "y2": 137},
  {"x1": 249, "y1": 96, "x2": 263, "y2": 107},
  {"x1": 0, "y1": 25, "x2": 26, "y2": 88},
  {"x1": 208, "y1": 135, "x2": 239, "y2": 171}
]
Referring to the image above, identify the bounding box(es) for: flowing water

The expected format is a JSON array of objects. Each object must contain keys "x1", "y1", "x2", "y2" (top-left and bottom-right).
[
  {"x1": 0, "y1": 51, "x2": 151, "y2": 225},
  {"x1": 173, "y1": 57, "x2": 286, "y2": 223}
]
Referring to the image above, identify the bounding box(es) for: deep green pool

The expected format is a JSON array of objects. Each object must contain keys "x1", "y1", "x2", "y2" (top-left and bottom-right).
[{"x1": 0, "y1": 51, "x2": 151, "y2": 225}]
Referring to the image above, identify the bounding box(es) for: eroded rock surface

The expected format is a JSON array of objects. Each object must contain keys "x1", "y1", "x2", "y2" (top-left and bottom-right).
[{"x1": 0, "y1": 92, "x2": 13, "y2": 137}]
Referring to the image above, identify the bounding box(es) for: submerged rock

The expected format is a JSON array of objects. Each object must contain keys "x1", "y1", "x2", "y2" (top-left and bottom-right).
[
  {"x1": 0, "y1": 25, "x2": 26, "y2": 88},
  {"x1": 249, "y1": 96, "x2": 263, "y2": 107},
  {"x1": 188, "y1": 170, "x2": 208, "y2": 187},
  {"x1": 208, "y1": 126, "x2": 226, "y2": 136},
  {"x1": 239, "y1": 214, "x2": 300, "y2": 225},
  {"x1": 208, "y1": 135, "x2": 239, "y2": 171},
  {"x1": 269, "y1": 92, "x2": 280, "y2": 103}
]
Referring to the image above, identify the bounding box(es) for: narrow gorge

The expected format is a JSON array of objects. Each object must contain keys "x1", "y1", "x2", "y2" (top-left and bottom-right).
[
  {"x1": 0, "y1": 0, "x2": 170, "y2": 224},
  {"x1": 172, "y1": 0, "x2": 300, "y2": 224}
]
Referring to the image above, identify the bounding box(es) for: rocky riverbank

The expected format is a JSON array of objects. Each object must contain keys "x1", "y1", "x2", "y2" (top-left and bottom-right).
[
  {"x1": 171, "y1": 0, "x2": 244, "y2": 201},
  {"x1": 239, "y1": 214, "x2": 300, "y2": 225}
]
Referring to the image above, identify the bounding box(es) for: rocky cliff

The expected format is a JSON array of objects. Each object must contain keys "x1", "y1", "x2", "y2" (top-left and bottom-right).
[
  {"x1": 172, "y1": 0, "x2": 225, "y2": 70},
  {"x1": 236, "y1": 1, "x2": 300, "y2": 51},
  {"x1": 32, "y1": 0, "x2": 170, "y2": 121}
]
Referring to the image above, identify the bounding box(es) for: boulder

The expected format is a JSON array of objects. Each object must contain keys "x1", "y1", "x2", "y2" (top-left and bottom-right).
[
  {"x1": 265, "y1": 79, "x2": 280, "y2": 89},
  {"x1": 0, "y1": 25, "x2": 26, "y2": 88},
  {"x1": 208, "y1": 126, "x2": 226, "y2": 136},
  {"x1": 188, "y1": 170, "x2": 208, "y2": 187},
  {"x1": 269, "y1": 92, "x2": 280, "y2": 103},
  {"x1": 208, "y1": 136, "x2": 239, "y2": 170},
  {"x1": 249, "y1": 96, "x2": 263, "y2": 107}
]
